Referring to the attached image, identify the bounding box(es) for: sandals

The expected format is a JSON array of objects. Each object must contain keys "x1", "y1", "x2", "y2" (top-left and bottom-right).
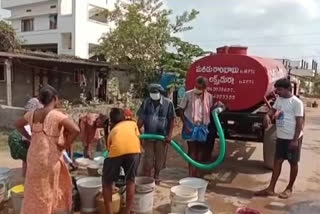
[
  {"x1": 278, "y1": 189, "x2": 292, "y2": 199},
  {"x1": 255, "y1": 188, "x2": 293, "y2": 199},
  {"x1": 254, "y1": 189, "x2": 276, "y2": 197}
]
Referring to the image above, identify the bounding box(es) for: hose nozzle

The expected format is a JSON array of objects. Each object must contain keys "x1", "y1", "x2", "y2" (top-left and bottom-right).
[{"x1": 213, "y1": 106, "x2": 225, "y2": 114}]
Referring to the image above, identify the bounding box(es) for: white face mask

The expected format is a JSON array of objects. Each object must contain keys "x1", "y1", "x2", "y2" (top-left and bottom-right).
[{"x1": 150, "y1": 93, "x2": 161, "y2": 101}]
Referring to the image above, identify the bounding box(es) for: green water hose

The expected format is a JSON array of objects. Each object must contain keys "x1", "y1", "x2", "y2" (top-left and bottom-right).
[{"x1": 104, "y1": 107, "x2": 226, "y2": 170}]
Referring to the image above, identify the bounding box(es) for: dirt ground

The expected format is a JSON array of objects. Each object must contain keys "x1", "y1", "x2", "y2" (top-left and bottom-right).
[
  {"x1": 1, "y1": 107, "x2": 320, "y2": 214},
  {"x1": 153, "y1": 107, "x2": 320, "y2": 214}
]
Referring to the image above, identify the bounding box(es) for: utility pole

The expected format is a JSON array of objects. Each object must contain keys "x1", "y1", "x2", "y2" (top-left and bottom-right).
[{"x1": 5, "y1": 59, "x2": 12, "y2": 106}]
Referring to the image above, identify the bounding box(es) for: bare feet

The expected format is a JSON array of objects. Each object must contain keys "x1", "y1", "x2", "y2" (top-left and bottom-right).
[
  {"x1": 279, "y1": 189, "x2": 292, "y2": 199},
  {"x1": 155, "y1": 179, "x2": 160, "y2": 185},
  {"x1": 122, "y1": 207, "x2": 134, "y2": 214},
  {"x1": 254, "y1": 188, "x2": 276, "y2": 197}
]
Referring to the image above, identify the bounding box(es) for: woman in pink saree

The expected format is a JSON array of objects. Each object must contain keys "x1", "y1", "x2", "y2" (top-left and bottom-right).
[{"x1": 15, "y1": 85, "x2": 80, "y2": 214}]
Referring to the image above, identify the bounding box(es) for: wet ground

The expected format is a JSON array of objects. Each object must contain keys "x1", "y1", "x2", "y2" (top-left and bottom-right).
[{"x1": 1, "y1": 108, "x2": 320, "y2": 214}]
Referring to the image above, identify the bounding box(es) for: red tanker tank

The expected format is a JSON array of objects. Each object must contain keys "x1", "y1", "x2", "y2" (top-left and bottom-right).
[{"x1": 186, "y1": 46, "x2": 288, "y2": 111}]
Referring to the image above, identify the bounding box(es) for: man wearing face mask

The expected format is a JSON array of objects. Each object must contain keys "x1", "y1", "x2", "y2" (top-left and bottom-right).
[
  {"x1": 137, "y1": 84, "x2": 176, "y2": 185},
  {"x1": 179, "y1": 76, "x2": 222, "y2": 177}
]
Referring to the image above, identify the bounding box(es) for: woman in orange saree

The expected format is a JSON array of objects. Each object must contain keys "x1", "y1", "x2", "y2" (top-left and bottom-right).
[{"x1": 15, "y1": 85, "x2": 80, "y2": 214}]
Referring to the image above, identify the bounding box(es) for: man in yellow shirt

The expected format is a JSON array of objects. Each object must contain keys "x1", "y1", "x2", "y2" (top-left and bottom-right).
[{"x1": 102, "y1": 108, "x2": 141, "y2": 214}]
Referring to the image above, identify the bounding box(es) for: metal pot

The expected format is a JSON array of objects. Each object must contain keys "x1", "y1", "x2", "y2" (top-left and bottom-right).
[
  {"x1": 185, "y1": 202, "x2": 213, "y2": 214},
  {"x1": 87, "y1": 164, "x2": 100, "y2": 177}
]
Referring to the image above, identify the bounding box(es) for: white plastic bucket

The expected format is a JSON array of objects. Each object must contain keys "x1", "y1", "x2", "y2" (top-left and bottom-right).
[
  {"x1": 170, "y1": 185, "x2": 198, "y2": 213},
  {"x1": 0, "y1": 167, "x2": 10, "y2": 202},
  {"x1": 75, "y1": 158, "x2": 95, "y2": 169},
  {"x1": 94, "y1": 156, "x2": 104, "y2": 166},
  {"x1": 76, "y1": 177, "x2": 102, "y2": 214},
  {"x1": 179, "y1": 177, "x2": 208, "y2": 201},
  {"x1": 133, "y1": 177, "x2": 155, "y2": 214}
]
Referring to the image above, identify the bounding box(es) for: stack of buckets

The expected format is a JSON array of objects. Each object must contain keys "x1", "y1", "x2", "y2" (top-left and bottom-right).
[
  {"x1": 76, "y1": 175, "x2": 155, "y2": 214},
  {"x1": 133, "y1": 177, "x2": 155, "y2": 214},
  {"x1": 74, "y1": 155, "x2": 122, "y2": 214},
  {"x1": 170, "y1": 177, "x2": 212, "y2": 214}
]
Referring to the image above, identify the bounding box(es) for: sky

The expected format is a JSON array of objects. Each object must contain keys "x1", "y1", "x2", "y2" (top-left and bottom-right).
[
  {"x1": 166, "y1": 0, "x2": 320, "y2": 62},
  {"x1": 0, "y1": 0, "x2": 9, "y2": 18},
  {"x1": 1, "y1": 0, "x2": 320, "y2": 62}
]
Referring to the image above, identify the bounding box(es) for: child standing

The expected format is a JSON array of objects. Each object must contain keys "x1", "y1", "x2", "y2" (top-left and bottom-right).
[{"x1": 102, "y1": 108, "x2": 141, "y2": 214}]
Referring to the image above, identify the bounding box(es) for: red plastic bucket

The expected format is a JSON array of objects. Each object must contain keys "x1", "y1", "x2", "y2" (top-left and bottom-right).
[{"x1": 236, "y1": 207, "x2": 261, "y2": 214}]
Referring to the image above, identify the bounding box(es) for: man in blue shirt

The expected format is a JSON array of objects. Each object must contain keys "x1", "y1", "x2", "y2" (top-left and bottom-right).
[{"x1": 137, "y1": 84, "x2": 176, "y2": 184}]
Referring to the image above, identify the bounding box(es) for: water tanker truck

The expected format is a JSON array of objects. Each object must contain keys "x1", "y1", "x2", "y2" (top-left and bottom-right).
[{"x1": 185, "y1": 46, "x2": 299, "y2": 169}]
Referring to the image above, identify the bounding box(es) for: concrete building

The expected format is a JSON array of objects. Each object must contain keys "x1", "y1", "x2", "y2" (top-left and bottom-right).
[
  {"x1": 277, "y1": 58, "x2": 317, "y2": 94},
  {"x1": 1, "y1": 0, "x2": 116, "y2": 59}
]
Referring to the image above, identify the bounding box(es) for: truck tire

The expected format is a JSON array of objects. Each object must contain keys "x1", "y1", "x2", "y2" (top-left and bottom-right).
[{"x1": 263, "y1": 125, "x2": 277, "y2": 169}]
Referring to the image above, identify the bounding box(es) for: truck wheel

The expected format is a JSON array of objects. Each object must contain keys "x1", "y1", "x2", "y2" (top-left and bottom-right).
[{"x1": 263, "y1": 125, "x2": 277, "y2": 170}]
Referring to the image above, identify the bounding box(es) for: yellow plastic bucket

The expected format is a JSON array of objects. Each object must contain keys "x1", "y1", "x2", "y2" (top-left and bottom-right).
[{"x1": 10, "y1": 185, "x2": 24, "y2": 214}]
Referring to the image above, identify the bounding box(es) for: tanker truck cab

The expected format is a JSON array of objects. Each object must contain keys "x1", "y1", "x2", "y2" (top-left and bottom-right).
[{"x1": 184, "y1": 45, "x2": 291, "y2": 169}]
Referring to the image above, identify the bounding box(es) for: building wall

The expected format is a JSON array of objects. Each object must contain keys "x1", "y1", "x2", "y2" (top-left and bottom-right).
[
  {"x1": 10, "y1": 1, "x2": 58, "y2": 32},
  {"x1": 109, "y1": 69, "x2": 136, "y2": 93},
  {"x1": 11, "y1": 16, "x2": 57, "y2": 33},
  {"x1": 88, "y1": 0, "x2": 108, "y2": 8},
  {"x1": 34, "y1": 15, "x2": 51, "y2": 31},
  {"x1": 74, "y1": 0, "x2": 111, "y2": 58},
  {"x1": 57, "y1": 0, "x2": 75, "y2": 55},
  {"x1": 5, "y1": 0, "x2": 113, "y2": 59},
  {"x1": 48, "y1": 67, "x2": 96, "y2": 102},
  {"x1": 49, "y1": 69, "x2": 82, "y2": 101},
  {"x1": 1, "y1": 0, "x2": 51, "y2": 9},
  {"x1": 12, "y1": 64, "x2": 34, "y2": 106},
  {"x1": 74, "y1": 0, "x2": 90, "y2": 59},
  {"x1": 0, "y1": 81, "x2": 7, "y2": 106},
  {"x1": 59, "y1": 0, "x2": 72, "y2": 15},
  {"x1": 9, "y1": 1, "x2": 60, "y2": 45},
  {"x1": 86, "y1": 21, "x2": 109, "y2": 46},
  {"x1": 57, "y1": 15, "x2": 74, "y2": 55},
  {"x1": 0, "y1": 63, "x2": 33, "y2": 107},
  {"x1": 0, "y1": 105, "x2": 24, "y2": 129},
  {"x1": 10, "y1": 1, "x2": 57, "y2": 19},
  {"x1": 19, "y1": 30, "x2": 59, "y2": 45},
  {"x1": 0, "y1": 61, "x2": 7, "y2": 105},
  {"x1": 0, "y1": 59, "x2": 104, "y2": 107},
  {"x1": 11, "y1": 19, "x2": 20, "y2": 32}
]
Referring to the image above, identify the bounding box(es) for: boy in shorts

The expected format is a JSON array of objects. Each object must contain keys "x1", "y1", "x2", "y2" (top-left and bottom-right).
[{"x1": 102, "y1": 108, "x2": 141, "y2": 214}]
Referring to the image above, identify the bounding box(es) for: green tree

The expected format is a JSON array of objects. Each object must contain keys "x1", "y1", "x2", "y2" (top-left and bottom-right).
[
  {"x1": 161, "y1": 37, "x2": 207, "y2": 78},
  {"x1": 313, "y1": 75, "x2": 320, "y2": 96},
  {"x1": 0, "y1": 20, "x2": 21, "y2": 51},
  {"x1": 97, "y1": 0, "x2": 205, "y2": 96}
]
